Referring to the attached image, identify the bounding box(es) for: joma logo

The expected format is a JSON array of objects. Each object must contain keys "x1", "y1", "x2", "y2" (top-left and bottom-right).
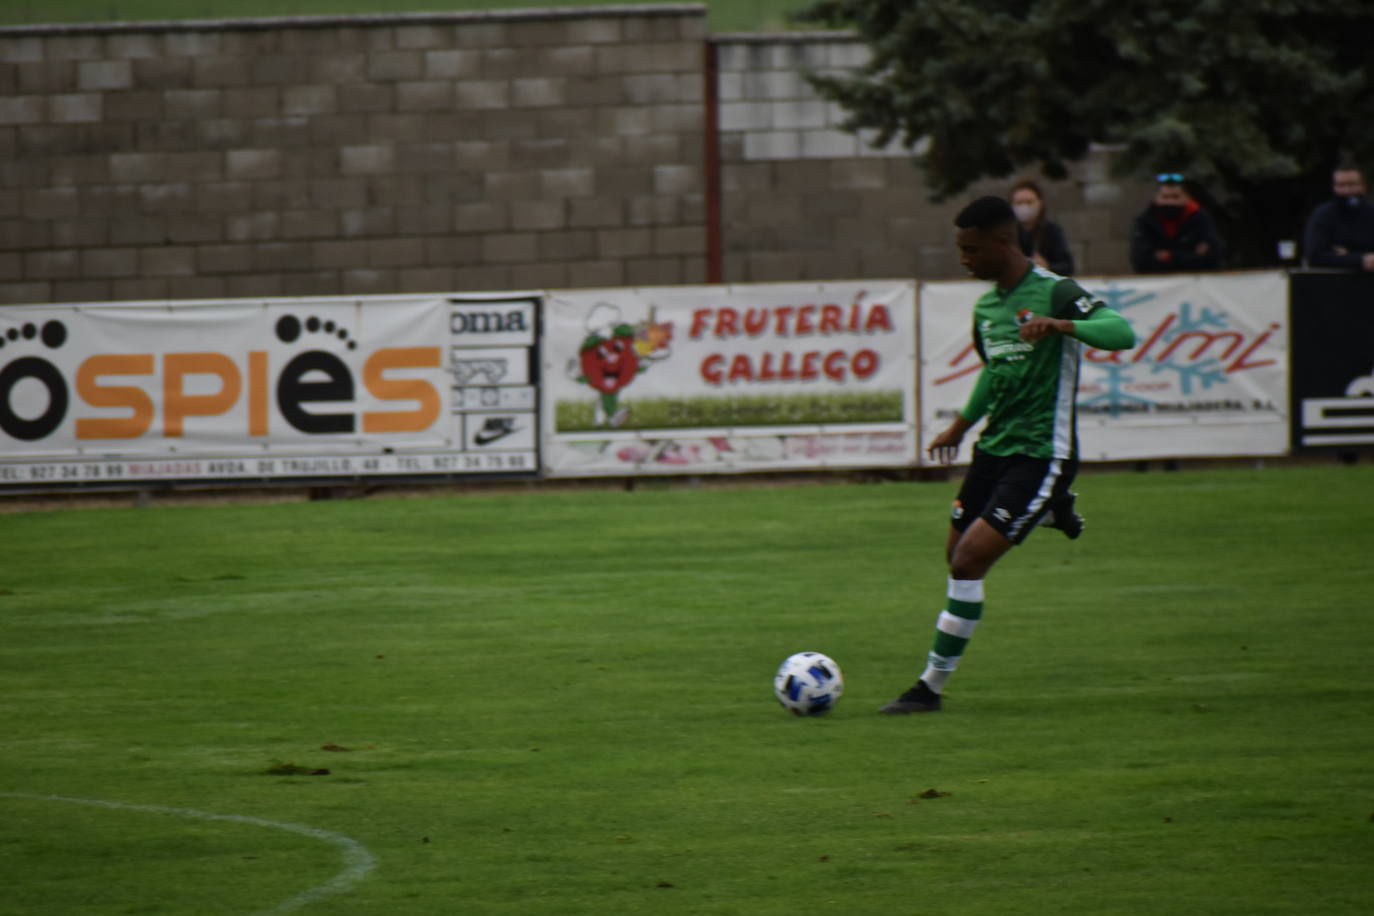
[{"x1": 450, "y1": 311, "x2": 529, "y2": 334}]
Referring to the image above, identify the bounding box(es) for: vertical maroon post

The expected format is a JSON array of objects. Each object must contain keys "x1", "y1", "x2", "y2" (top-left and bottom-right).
[{"x1": 703, "y1": 39, "x2": 723, "y2": 283}]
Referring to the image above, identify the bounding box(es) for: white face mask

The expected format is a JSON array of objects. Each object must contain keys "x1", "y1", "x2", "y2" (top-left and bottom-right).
[{"x1": 1013, "y1": 203, "x2": 1041, "y2": 224}]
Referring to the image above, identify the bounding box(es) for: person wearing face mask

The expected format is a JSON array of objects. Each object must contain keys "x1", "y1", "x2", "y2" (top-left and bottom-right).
[
  {"x1": 1128, "y1": 173, "x2": 1224, "y2": 273},
  {"x1": 1010, "y1": 179, "x2": 1075, "y2": 275},
  {"x1": 1302, "y1": 165, "x2": 1374, "y2": 271}
]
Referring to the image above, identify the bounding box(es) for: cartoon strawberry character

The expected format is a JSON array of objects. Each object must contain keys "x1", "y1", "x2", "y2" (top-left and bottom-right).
[
  {"x1": 578, "y1": 324, "x2": 641, "y2": 427},
  {"x1": 571, "y1": 304, "x2": 674, "y2": 428}
]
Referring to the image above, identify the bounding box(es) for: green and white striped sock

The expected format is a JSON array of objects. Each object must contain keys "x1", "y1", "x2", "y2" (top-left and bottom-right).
[{"x1": 920, "y1": 577, "x2": 984, "y2": 694}]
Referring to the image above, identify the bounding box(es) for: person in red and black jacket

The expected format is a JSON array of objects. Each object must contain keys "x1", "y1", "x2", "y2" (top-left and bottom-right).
[{"x1": 1129, "y1": 173, "x2": 1224, "y2": 273}]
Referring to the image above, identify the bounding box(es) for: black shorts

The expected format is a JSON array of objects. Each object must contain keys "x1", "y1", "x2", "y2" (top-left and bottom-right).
[{"x1": 951, "y1": 447, "x2": 1079, "y2": 545}]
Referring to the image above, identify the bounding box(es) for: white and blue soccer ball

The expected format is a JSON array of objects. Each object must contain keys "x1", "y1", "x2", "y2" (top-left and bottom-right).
[{"x1": 773, "y1": 651, "x2": 844, "y2": 716}]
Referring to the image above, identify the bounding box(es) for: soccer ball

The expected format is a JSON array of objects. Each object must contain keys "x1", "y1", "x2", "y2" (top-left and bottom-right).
[{"x1": 773, "y1": 651, "x2": 844, "y2": 716}]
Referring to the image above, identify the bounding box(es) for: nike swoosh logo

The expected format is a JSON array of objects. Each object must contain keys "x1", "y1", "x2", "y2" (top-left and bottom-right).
[{"x1": 474, "y1": 427, "x2": 519, "y2": 445}]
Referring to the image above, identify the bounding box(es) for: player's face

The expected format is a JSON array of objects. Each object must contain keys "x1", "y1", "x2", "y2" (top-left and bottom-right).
[{"x1": 955, "y1": 226, "x2": 1006, "y2": 281}]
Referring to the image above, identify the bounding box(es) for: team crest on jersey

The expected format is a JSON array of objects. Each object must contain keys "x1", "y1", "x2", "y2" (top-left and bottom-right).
[
  {"x1": 1016, "y1": 308, "x2": 1034, "y2": 326},
  {"x1": 951, "y1": 499, "x2": 964, "y2": 520}
]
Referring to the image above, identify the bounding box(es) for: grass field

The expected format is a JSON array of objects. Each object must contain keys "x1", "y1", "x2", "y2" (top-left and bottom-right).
[
  {"x1": 2, "y1": 464, "x2": 1372, "y2": 915},
  {"x1": 0, "y1": 0, "x2": 813, "y2": 32}
]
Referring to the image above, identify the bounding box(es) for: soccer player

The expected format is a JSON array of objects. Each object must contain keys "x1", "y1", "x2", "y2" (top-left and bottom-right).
[{"x1": 880, "y1": 196, "x2": 1136, "y2": 714}]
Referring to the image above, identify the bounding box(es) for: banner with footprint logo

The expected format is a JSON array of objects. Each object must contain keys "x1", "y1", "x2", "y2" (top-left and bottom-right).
[{"x1": 0, "y1": 296, "x2": 459, "y2": 487}]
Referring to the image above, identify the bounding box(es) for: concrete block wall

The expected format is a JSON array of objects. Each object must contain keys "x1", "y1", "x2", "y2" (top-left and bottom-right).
[
  {"x1": 714, "y1": 33, "x2": 1147, "y2": 282},
  {"x1": 0, "y1": 10, "x2": 1156, "y2": 307},
  {"x1": 0, "y1": 6, "x2": 710, "y2": 305}
]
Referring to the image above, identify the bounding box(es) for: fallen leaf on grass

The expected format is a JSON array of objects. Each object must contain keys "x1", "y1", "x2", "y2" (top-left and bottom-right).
[
  {"x1": 322, "y1": 742, "x2": 351, "y2": 752},
  {"x1": 656, "y1": 881, "x2": 675, "y2": 889},
  {"x1": 917, "y1": 788, "x2": 949, "y2": 799}
]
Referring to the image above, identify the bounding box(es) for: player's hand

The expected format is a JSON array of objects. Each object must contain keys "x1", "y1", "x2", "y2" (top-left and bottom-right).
[
  {"x1": 1019, "y1": 316, "x2": 1071, "y2": 343},
  {"x1": 926, "y1": 425, "x2": 965, "y2": 464}
]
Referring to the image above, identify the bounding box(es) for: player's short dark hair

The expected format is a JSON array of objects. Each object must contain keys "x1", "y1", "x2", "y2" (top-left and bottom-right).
[{"x1": 954, "y1": 196, "x2": 1017, "y2": 232}]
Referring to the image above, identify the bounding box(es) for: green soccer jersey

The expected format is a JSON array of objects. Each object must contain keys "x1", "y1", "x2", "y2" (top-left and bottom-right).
[{"x1": 960, "y1": 265, "x2": 1134, "y2": 460}]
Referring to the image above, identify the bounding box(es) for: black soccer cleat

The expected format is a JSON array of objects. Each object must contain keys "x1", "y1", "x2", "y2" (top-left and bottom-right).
[
  {"x1": 878, "y1": 680, "x2": 943, "y2": 714},
  {"x1": 1045, "y1": 491, "x2": 1085, "y2": 540}
]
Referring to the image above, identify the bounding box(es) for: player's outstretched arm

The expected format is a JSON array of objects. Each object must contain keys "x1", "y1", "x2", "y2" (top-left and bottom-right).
[
  {"x1": 1040, "y1": 279, "x2": 1136, "y2": 351},
  {"x1": 1068, "y1": 307, "x2": 1135, "y2": 350},
  {"x1": 1018, "y1": 310, "x2": 1133, "y2": 350}
]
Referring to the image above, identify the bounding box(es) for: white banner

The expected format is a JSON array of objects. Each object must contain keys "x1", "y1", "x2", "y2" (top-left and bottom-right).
[
  {"x1": 448, "y1": 294, "x2": 541, "y2": 474},
  {"x1": 542, "y1": 282, "x2": 918, "y2": 476},
  {"x1": 0, "y1": 295, "x2": 541, "y2": 487},
  {"x1": 919, "y1": 272, "x2": 1289, "y2": 462}
]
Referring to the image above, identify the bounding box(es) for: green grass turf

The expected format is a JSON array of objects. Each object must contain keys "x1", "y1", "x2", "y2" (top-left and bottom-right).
[
  {"x1": 0, "y1": 0, "x2": 813, "y2": 32},
  {"x1": 1, "y1": 464, "x2": 1372, "y2": 914}
]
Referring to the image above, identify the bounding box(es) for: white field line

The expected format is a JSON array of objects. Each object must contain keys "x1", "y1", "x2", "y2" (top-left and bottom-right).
[{"x1": 2, "y1": 792, "x2": 377, "y2": 915}]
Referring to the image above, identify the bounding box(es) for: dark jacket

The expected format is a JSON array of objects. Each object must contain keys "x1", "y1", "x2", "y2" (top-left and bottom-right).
[
  {"x1": 1129, "y1": 201, "x2": 1224, "y2": 273},
  {"x1": 1303, "y1": 197, "x2": 1374, "y2": 269},
  {"x1": 1018, "y1": 220, "x2": 1075, "y2": 275}
]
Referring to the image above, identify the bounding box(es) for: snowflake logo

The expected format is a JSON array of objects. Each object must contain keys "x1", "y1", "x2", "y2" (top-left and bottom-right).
[{"x1": 1078, "y1": 288, "x2": 1242, "y2": 414}]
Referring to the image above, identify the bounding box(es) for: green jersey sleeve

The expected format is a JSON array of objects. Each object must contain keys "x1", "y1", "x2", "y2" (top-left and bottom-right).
[
  {"x1": 1072, "y1": 308, "x2": 1135, "y2": 350},
  {"x1": 1050, "y1": 278, "x2": 1105, "y2": 319},
  {"x1": 1051, "y1": 279, "x2": 1135, "y2": 351}
]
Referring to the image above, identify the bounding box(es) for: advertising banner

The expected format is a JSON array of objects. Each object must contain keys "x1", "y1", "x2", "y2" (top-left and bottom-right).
[
  {"x1": 1289, "y1": 272, "x2": 1374, "y2": 450},
  {"x1": 541, "y1": 282, "x2": 918, "y2": 476},
  {"x1": 920, "y1": 272, "x2": 1289, "y2": 462},
  {"x1": 448, "y1": 293, "x2": 540, "y2": 473},
  {"x1": 0, "y1": 295, "x2": 538, "y2": 489}
]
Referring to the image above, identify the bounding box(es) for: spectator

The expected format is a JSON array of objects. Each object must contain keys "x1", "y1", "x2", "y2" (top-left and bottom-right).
[
  {"x1": 1303, "y1": 164, "x2": 1374, "y2": 271},
  {"x1": 1010, "y1": 179, "x2": 1075, "y2": 275},
  {"x1": 1129, "y1": 173, "x2": 1223, "y2": 273}
]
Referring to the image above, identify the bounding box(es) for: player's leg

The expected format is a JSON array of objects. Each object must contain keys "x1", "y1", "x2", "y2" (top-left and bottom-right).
[
  {"x1": 881, "y1": 454, "x2": 1062, "y2": 715},
  {"x1": 948, "y1": 518, "x2": 1014, "y2": 580},
  {"x1": 893, "y1": 520, "x2": 1008, "y2": 709},
  {"x1": 880, "y1": 451, "x2": 1002, "y2": 714},
  {"x1": 1040, "y1": 458, "x2": 1085, "y2": 538},
  {"x1": 1041, "y1": 490, "x2": 1084, "y2": 538}
]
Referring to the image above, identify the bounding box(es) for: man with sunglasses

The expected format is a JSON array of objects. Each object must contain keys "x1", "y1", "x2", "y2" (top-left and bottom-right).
[{"x1": 1129, "y1": 173, "x2": 1224, "y2": 273}]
